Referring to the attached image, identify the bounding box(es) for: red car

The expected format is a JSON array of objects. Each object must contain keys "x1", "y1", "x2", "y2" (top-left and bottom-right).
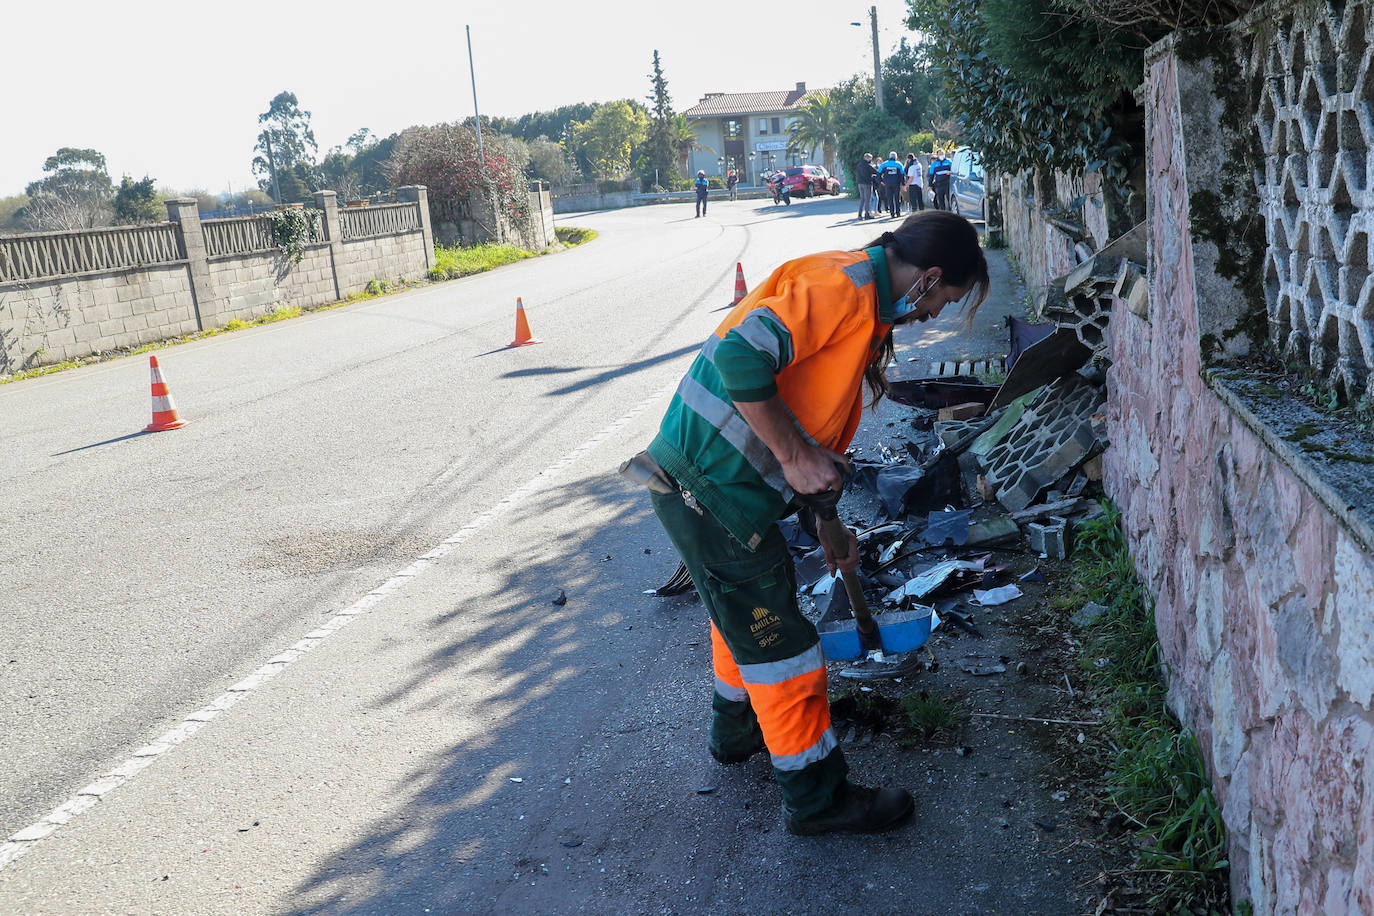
[{"x1": 775, "y1": 165, "x2": 842, "y2": 197}]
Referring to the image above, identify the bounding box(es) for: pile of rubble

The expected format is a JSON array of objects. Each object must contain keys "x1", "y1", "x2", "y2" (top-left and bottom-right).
[{"x1": 652, "y1": 243, "x2": 1141, "y2": 679}]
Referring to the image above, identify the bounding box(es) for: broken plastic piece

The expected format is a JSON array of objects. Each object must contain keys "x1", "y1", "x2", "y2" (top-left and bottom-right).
[
  {"x1": 885, "y1": 559, "x2": 984, "y2": 605},
  {"x1": 971, "y1": 585, "x2": 1023, "y2": 606},
  {"x1": 921, "y1": 509, "x2": 971, "y2": 547},
  {"x1": 959, "y1": 654, "x2": 1008, "y2": 676}
]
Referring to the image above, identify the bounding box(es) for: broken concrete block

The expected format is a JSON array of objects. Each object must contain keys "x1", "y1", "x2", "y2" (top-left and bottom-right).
[
  {"x1": 938, "y1": 402, "x2": 986, "y2": 422},
  {"x1": 1064, "y1": 255, "x2": 1123, "y2": 297},
  {"x1": 966, "y1": 516, "x2": 1020, "y2": 546},
  {"x1": 1027, "y1": 515, "x2": 1069, "y2": 559},
  {"x1": 1125, "y1": 271, "x2": 1149, "y2": 319}
]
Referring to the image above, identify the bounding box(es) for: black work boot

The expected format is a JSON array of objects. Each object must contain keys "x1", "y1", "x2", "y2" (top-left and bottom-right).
[{"x1": 784, "y1": 782, "x2": 914, "y2": 836}]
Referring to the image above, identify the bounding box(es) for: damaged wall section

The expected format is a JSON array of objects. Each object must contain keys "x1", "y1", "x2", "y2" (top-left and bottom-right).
[{"x1": 1107, "y1": 17, "x2": 1374, "y2": 914}]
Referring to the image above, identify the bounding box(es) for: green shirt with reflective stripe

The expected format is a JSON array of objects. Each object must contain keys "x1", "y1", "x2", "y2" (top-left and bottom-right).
[{"x1": 648, "y1": 246, "x2": 894, "y2": 549}]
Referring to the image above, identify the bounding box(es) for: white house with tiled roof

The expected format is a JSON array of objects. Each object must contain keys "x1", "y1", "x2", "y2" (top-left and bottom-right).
[{"x1": 681, "y1": 82, "x2": 822, "y2": 186}]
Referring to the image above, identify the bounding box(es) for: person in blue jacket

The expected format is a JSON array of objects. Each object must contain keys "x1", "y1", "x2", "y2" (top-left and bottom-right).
[
  {"x1": 877, "y1": 152, "x2": 906, "y2": 219},
  {"x1": 694, "y1": 170, "x2": 710, "y2": 217},
  {"x1": 930, "y1": 153, "x2": 953, "y2": 211}
]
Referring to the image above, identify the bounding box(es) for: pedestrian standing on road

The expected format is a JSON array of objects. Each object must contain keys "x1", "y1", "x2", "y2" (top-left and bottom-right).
[
  {"x1": 727, "y1": 169, "x2": 739, "y2": 201},
  {"x1": 905, "y1": 154, "x2": 924, "y2": 212},
  {"x1": 855, "y1": 153, "x2": 878, "y2": 220},
  {"x1": 694, "y1": 170, "x2": 711, "y2": 217},
  {"x1": 622, "y1": 210, "x2": 989, "y2": 836},
  {"x1": 867, "y1": 154, "x2": 882, "y2": 218},
  {"x1": 931, "y1": 152, "x2": 953, "y2": 211},
  {"x1": 878, "y1": 152, "x2": 905, "y2": 219}
]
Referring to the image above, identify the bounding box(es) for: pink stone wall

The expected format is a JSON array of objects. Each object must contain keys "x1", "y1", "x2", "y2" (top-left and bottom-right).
[
  {"x1": 1105, "y1": 47, "x2": 1374, "y2": 915},
  {"x1": 1001, "y1": 177, "x2": 1078, "y2": 309}
]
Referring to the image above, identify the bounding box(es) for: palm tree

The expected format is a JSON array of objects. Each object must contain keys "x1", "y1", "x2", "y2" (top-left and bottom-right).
[
  {"x1": 786, "y1": 92, "x2": 839, "y2": 176},
  {"x1": 673, "y1": 115, "x2": 713, "y2": 178}
]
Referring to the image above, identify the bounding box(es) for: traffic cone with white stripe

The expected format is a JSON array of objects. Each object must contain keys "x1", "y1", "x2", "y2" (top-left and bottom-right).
[
  {"x1": 144, "y1": 355, "x2": 188, "y2": 432},
  {"x1": 508, "y1": 297, "x2": 541, "y2": 347},
  {"x1": 731, "y1": 263, "x2": 748, "y2": 306}
]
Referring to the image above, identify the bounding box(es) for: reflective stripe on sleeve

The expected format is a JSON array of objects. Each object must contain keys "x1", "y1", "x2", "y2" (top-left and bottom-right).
[
  {"x1": 675, "y1": 376, "x2": 792, "y2": 498},
  {"x1": 729, "y1": 307, "x2": 794, "y2": 369}
]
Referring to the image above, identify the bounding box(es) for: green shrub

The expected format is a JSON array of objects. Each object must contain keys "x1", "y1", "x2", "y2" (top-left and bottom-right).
[{"x1": 837, "y1": 110, "x2": 936, "y2": 192}]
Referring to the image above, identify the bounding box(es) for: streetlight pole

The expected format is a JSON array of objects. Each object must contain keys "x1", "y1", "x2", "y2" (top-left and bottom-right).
[
  {"x1": 466, "y1": 24, "x2": 500, "y2": 241},
  {"x1": 850, "y1": 7, "x2": 885, "y2": 112},
  {"x1": 870, "y1": 6, "x2": 885, "y2": 111}
]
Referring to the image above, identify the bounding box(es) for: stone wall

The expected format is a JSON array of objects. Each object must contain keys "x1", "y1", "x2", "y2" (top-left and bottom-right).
[
  {"x1": 431, "y1": 185, "x2": 556, "y2": 248},
  {"x1": 1000, "y1": 175, "x2": 1081, "y2": 309},
  {"x1": 1106, "y1": 32, "x2": 1374, "y2": 914},
  {"x1": 205, "y1": 244, "x2": 337, "y2": 324},
  {"x1": 1000, "y1": 169, "x2": 1115, "y2": 312},
  {"x1": 0, "y1": 187, "x2": 433, "y2": 374},
  {"x1": 0, "y1": 263, "x2": 199, "y2": 367}
]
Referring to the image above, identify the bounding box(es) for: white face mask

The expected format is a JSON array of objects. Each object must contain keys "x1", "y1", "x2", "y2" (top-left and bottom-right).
[{"x1": 891, "y1": 274, "x2": 939, "y2": 321}]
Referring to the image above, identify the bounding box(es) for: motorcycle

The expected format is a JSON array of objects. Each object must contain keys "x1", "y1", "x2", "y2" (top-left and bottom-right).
[{"x1": 771, "y1": 174, "x2": 791, "y2": 206}]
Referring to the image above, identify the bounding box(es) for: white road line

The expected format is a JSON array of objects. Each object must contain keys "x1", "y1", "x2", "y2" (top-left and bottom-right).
[{"x1": 0, "y1": 377, "x2": 678, "y2": 871}]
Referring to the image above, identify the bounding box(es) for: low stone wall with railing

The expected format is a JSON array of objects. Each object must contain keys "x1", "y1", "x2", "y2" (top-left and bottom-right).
[{"x1": 0, "y1": 187, "x2": 433, "y2": 374}]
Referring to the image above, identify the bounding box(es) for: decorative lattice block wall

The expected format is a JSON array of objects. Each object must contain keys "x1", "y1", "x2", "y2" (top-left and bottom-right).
[{"x1": 1255, "y1": 2, "x2": 1374, "y2": 400}]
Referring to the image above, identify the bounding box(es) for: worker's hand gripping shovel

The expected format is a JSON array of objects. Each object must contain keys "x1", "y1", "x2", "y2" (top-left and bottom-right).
[{"x1": 797, "y1": 484, "x2": 883, "y2": 659}]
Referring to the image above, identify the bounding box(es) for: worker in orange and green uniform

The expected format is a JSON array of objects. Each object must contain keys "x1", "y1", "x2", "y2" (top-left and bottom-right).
[{"x1": 626, "y1": 210, "x2": 989, "y2": 835}]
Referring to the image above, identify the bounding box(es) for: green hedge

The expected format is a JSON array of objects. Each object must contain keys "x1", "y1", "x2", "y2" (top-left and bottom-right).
[{"x1": 837, "y1": 109, "x2": 937, "y2": 192}]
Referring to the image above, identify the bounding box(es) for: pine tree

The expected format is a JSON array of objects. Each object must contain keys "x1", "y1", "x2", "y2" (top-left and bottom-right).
[{"x1": 645, "y1": 51, "x2": 678, "y2": 186}]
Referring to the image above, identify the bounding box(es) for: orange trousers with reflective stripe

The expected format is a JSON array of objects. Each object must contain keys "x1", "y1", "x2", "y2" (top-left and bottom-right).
[{"x1": 651, "y1": 488, "x2": 847, "y2": 820}]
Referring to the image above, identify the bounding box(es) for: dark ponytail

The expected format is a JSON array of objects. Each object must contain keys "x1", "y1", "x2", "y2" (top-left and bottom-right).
[{"x1": 860, "y1": 210, "x2": 990, "y2": 406}]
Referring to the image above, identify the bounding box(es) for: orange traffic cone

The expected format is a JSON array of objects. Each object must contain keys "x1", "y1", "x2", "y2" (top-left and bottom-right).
[
  {"x1": 731, "y1": 263, "x2": 748, "y2": 306},
  {"x1": 508, "y1": 297, "x2": 541, "y2": 347},
  {"x1": 144, "y1": 355, "x2": 188, "y2": 432}
]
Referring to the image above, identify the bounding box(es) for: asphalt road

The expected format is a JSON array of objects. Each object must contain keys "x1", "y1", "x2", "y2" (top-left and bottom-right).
[{"x1": 0, "y1": 196, "x2": 1047, "y2": 915}]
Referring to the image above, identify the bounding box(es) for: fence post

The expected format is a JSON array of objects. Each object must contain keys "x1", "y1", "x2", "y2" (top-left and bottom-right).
[
  {"x1": 313, "y1": 190, "x2": 344, "y2": 300},
  {"x1": 165, "y1": 197, "x2": 218, "y2": 330},
  {"x1": 397, "y1": 186, "x2": 435, "y2": 268}
]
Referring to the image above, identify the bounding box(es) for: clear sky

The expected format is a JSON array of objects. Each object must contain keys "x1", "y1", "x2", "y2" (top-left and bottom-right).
[{"x1": 3, "y1": 0, "x2": 922, "y2": 199}]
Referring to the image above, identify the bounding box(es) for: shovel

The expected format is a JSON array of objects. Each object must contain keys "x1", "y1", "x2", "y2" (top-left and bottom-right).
[{"x1": 797, "y1": 487, "x2": 883, "y2": 657}]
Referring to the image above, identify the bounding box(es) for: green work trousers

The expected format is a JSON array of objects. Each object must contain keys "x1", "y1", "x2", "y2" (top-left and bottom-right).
[{"x1": 650, "y1": 487, "x2": 847, "y2": 821}]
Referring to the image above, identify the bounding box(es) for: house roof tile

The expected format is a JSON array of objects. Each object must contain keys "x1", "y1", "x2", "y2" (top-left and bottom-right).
[{"x1": 681, "y1": 90, "x2": 812, "y2": 117}]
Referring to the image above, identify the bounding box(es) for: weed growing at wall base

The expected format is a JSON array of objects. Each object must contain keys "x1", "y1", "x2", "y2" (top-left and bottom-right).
[
  {"x1": 426, "y1": 227, "x2": 597, "y2": 282},
  {"x1": 428, "y1": 243, "x2": 537, "y2": 281},
  {"x1": 1071, "y1": 502, "x2": 1232, "y2": 914}
]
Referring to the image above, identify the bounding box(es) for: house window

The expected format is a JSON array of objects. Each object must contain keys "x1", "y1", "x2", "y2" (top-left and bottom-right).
[
  {"x1": 724, "y1": 118, "x2": 744, "y2": 139},
  {"x1": 771, "y1": 117, "x2": 781, "y2": 134},
  {"x1": 758, "y1": 118, "x2": 768, "y2": 135}
]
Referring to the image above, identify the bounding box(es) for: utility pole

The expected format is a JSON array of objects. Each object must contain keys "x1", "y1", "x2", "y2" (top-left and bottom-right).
[
  {"x1": 870, "y1": 6, "x2": 885, "y2": 111},
  {"x1": 466, "y1": 24, "x2": 501, "y2": 242}
]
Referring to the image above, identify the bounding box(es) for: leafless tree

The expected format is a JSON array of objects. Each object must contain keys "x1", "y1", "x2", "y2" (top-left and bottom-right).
[{"x1": 1057, "y1": 0, "x2": 1258, "y2": 34}]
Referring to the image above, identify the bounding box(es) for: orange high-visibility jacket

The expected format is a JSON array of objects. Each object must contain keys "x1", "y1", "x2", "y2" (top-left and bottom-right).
[{"x1": 648, "y1": 246, "x2": 897, "y2": 549}]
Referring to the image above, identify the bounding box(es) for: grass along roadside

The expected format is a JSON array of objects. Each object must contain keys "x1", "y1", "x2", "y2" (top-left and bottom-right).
[
  {"x1": 1065, "y1": 503, "x2": 1233, "y2": 914},
  {"x1": 0, "y1": 226, "x2": 598, "y2": 385}
]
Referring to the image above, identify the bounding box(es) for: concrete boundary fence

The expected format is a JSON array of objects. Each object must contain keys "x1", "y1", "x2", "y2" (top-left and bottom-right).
[{"x1": 0, "y1": 187, "x2": 434, "y2": 375}]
